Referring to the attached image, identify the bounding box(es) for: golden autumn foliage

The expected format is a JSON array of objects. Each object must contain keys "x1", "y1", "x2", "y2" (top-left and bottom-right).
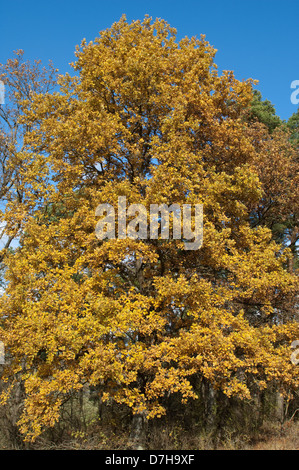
[{"x1": 0, "y1": 16, "x2": 298, "y2": 441}]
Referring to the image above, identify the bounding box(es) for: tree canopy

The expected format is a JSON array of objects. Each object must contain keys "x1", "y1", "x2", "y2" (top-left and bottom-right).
[{"x1": 0, "y1": 16, "x2": 298, "y2": 442}]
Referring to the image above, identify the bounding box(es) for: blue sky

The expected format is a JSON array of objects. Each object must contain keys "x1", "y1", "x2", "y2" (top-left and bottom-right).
[{"x1": 1, "y1": 0, "x2": 298, "y2": 120}]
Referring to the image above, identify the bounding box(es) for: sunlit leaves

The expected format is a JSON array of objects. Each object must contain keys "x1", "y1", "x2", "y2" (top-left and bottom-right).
[{"x1": 0, "y1": 16, "x2": 298, "y2": 441}]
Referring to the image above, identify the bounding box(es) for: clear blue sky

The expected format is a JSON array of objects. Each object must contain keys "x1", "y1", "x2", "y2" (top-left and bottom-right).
[{"x1": 1, "y1": 0, "x2": 298, "y2": 120}]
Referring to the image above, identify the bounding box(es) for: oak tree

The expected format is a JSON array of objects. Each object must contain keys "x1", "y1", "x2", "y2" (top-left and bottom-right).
[{"x1": 0, "y1": 17, "x2": 298, "y2": 441}]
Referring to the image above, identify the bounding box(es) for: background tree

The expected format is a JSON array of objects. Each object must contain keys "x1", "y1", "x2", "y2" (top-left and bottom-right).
[
  {"x1": 0, "y1": 52, "x2": 57, "y2": 444},
  {"x1": 246, "y1": 89, "x2": 282, "y2": 133},
  {"x1": 0, "y1": 50, "x2": 57, "y2": 259},
  {"x1": 286, "y1": 107, "x2": 299, "y2": 147},
  {"x1": 243, "y1": 90, "x2": 299, "y2": 272},
  {"x1": 245, "y1": 123, "x2": 299, "y2": 272}
]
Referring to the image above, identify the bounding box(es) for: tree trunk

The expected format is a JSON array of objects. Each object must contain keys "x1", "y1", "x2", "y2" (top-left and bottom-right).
[{"x1": 129, "y1": 412, "x2": 147, "y2": 450}]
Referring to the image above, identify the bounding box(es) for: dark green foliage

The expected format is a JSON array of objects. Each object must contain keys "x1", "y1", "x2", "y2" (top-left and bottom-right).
[
  {"x1": 248, "y1": 90, "x2": 282, "y2": 133},
  {"x1": 286, "y1": 108, "x2": 299, "y2": 146}
]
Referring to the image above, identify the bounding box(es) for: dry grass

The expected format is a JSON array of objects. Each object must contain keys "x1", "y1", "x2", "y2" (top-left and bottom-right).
[
  {"x1": 2, "y1": 421, "x2": 299, "y2": 450},
  {"x1": 247, "y1": 421, "x2": 299, "y2": 450},
  {"x1": 1, "y1": 388, "x2": 299, "y2": 450},
  {"x1": 28, "y1": 419, "x2": 299, "y2": 451}
]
